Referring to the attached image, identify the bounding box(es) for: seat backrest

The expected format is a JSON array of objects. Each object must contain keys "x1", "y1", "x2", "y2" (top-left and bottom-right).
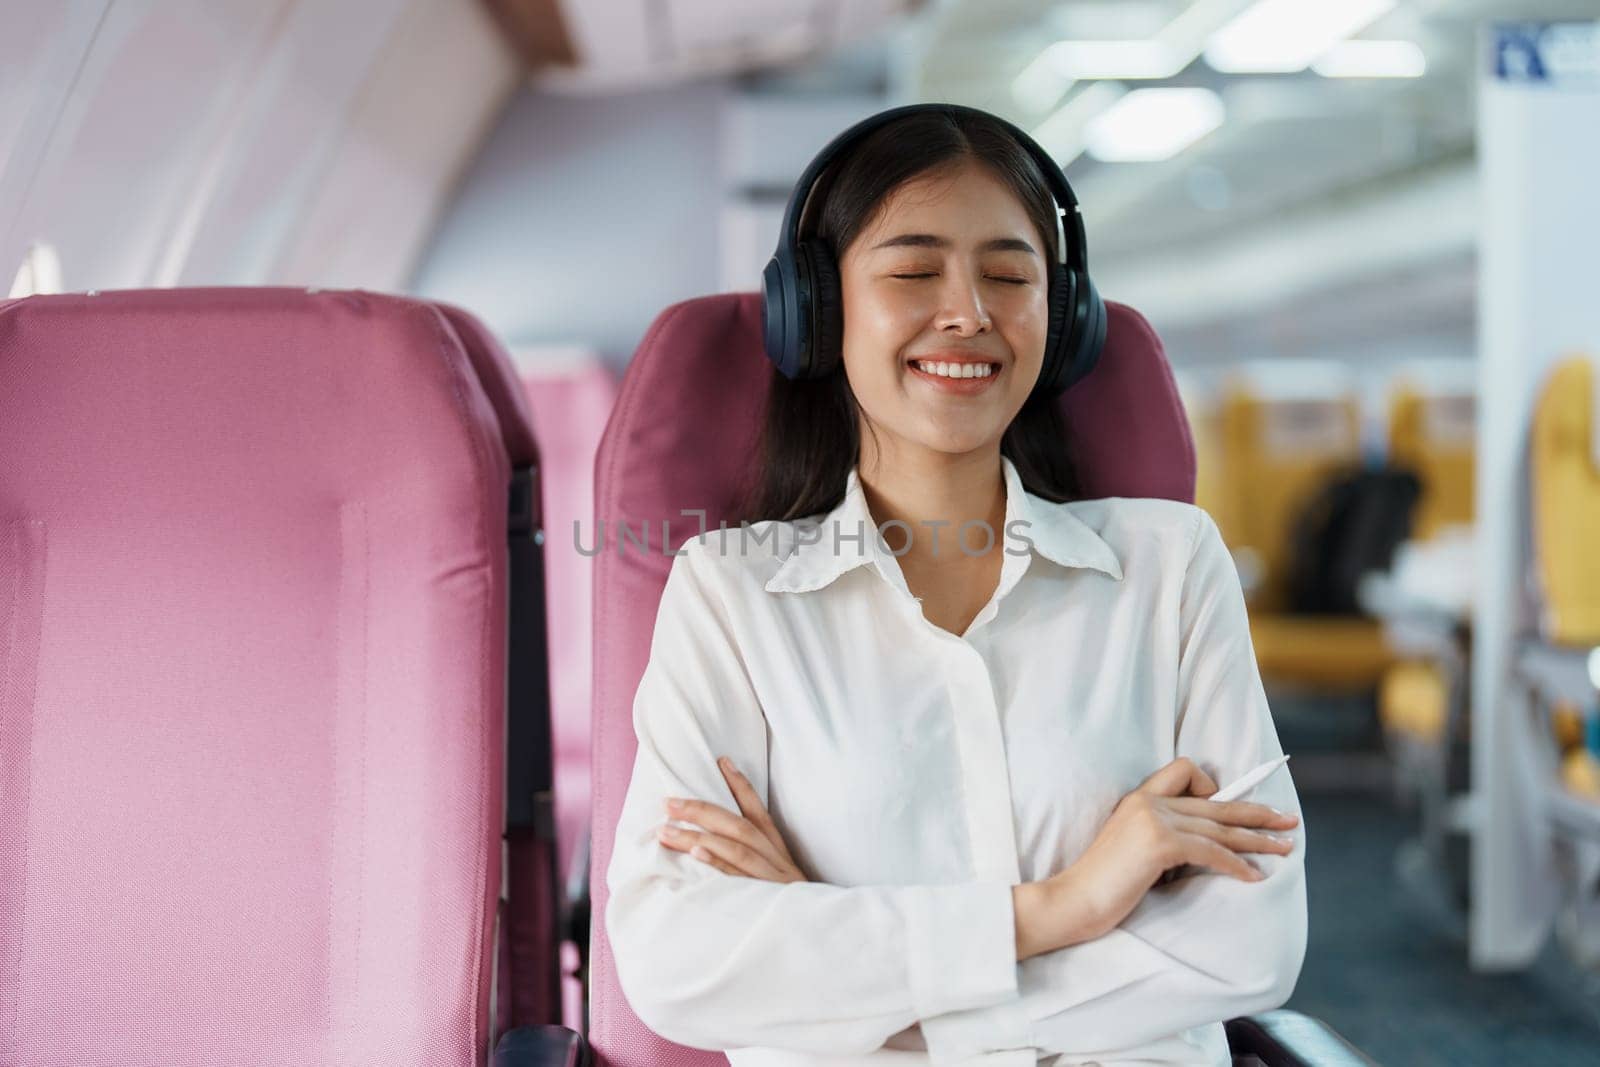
[
  {"x1": 1531, "y1": 354, "x2": 1600, "y2": 644},
  {"x1": 1387, "y1": 384, "x2": 1475, "y2": 540},
  {"x1": 1217, "y1": 385, "x2": 1362, "y2": 611},
  {"x1": 588, "y1": 292, "x2": 1195, "y2": 1067},
  {"x1": 0, "y1": 288, "x2": 532, "y2": 1066},
  {"x1": 435, "y1": 299, "x2": 542, "y2": 471}
]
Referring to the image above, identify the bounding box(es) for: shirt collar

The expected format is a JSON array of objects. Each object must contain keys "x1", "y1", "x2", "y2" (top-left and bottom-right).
[{"x1": 763, "y1": 455, "x2": 1123, "y2": 596}]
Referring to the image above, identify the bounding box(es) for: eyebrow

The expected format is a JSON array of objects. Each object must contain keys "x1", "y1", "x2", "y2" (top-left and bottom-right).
[{"x1": 868, "y1": 233, "x2": 1039, "y2": 256}]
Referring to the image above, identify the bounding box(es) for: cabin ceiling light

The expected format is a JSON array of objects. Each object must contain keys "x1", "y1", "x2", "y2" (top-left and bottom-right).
[
  {"x1": 1084, "y1": 88, "x2": 1226, "y2": 163},
  {"x1": 1205, "y1": 0, "x2": 1398, "y2": 73},
  {"x1": 1013, "y1": 0, "x2": 1256, "y2": 112},
  {"x1": 1311, "y1": 40, "x2": 1427, "y2": 79}
]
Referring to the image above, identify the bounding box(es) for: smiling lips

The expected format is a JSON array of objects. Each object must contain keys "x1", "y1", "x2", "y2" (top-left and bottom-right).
[{"x1": 906, "y1": 355, "x2": 1002, "y2": 394}]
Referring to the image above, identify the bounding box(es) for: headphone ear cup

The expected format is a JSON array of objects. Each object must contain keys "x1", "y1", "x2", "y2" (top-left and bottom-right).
[
  {"x1": 761, "y1": 255, "x2": 798, "y2": 379},
  {"x1": 1063, "y1": 271, "x2": 1107, "y2": 390},
  {"x1": 802, "y1": 242, "x2": 844, "y2": 379},
  {"x1": 1038, "y1": 263, "x2": 1076, "y2": 395}
]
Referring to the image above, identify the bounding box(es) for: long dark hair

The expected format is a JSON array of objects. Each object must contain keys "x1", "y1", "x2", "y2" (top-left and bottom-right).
[{"x1": 738, "y1": 109, "x2": 1080, "y2": 524}]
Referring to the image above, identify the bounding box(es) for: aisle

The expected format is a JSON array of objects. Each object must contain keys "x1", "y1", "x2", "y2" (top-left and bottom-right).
[{"x1": 1287, "y1": 786, "x2": 1600, "y2": 1064}]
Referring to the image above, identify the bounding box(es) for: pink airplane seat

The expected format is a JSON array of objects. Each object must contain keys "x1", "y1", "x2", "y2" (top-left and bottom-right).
[
  {"x1": 583, "y1": 293, "x2": 1376, "y2": 1067},
  {"x1": 0, "y1": 288, "x2": 577, "y2": 1066}
]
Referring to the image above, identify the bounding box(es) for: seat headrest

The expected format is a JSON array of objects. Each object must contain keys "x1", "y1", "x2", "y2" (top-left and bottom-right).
[{"x1": 433, "y1": 299, "x2": 540, "y2": 466}]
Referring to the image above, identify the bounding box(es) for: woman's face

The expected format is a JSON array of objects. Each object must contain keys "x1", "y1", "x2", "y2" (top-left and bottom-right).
[{"x1": 837, "y1": 157, "x2": 1051, "y2": 463}]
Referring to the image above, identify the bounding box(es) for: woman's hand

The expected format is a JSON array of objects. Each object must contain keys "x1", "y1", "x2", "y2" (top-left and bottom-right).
[
  {"x1": 655, "y1": 756, "x2": 808, "y2": 883},
  {"x1": 1029, "y1": 757, "x2": 1299, "y2": 953}
]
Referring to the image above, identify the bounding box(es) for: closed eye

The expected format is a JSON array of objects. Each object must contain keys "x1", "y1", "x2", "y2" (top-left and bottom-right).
[{"x1": 891, "y1": 274, "x2": 1030, "y2": 285}]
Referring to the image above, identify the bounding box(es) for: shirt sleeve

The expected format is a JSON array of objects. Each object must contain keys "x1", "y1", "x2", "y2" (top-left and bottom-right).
[
  {"x1": 604, "y1": 534, "x2": 1021, "y2": 1056},
  {"x1": 919, "y1": 508, "x2": 1309, "y2": 1063}
]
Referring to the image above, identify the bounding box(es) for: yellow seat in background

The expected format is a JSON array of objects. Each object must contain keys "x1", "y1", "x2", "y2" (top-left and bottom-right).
[
  {"x1": 1388, "y1": 383, "x2": 1475, "y2": 540},
  {"x1": 1531, "y1": 356, "x2": 1600, "y2": 802},
  {"x1": 1203, "y1": 373, "x2": 1397, "y2": 690},
  {"x1": 1532, "y1": 356, "x2": 1600, "y2": 645},
  {"x1": 1215, "y1": 383, "x2": 1364, "y2": 613},
  {"x1": 1250, "y1": 615, "x2": 1396, "y2": 691}
]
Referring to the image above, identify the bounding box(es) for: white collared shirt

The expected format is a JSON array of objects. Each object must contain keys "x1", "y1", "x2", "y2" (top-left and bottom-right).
[{"x1": 606, "y1": 456, "x2": 1308, "y2": 1067}]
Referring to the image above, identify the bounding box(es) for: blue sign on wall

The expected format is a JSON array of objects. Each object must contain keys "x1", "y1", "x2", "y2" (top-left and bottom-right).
[{"x1": 1492, "y1": 22, "x2": 1600, "y2": 85}]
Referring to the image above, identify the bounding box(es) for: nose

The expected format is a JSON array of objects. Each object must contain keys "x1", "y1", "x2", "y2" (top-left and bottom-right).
[{"x1": 934, "y1": 268, "x2": 992, "y2": 336}]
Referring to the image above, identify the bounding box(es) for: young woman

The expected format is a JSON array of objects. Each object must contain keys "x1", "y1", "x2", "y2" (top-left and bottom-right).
[{"x1": 605, "y1": 107, "x2": 1307, "y2": 1067}]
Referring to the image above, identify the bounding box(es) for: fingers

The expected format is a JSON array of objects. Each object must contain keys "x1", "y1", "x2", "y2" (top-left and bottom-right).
[
  {"x1": 656, "y1": 823, "x2": 788, "y2": 881},
  {"x1": 700, "y1": 854, "x2": 742, "y2": 877},
  {"x1": 1174, "y1": 814, "x2": 1296, "y2": 857},
  {"x1": 717, "y1": 757, "x2": 794, "y2": 860},
  {"x1": 654, "y1": 755, "x2": 804, "y2": 882},
  {"x1": 686, "y1": 841, "x2": 741, "y2": 877},
  {"x1": 663, "y1": 795, "x2": 788, "y2": 872},
  {"x1": 1182, "y1": 834, "x2": 1266, "y2": 882},
  {"x1": 1137, "y1": 757, "x2": 1220, "y2": 799},
  {"x1": 656, "y1": 824, "x2": 740, "y2": 874},
  {"x1": 1169, "y1": 795, "x2": 1300, "y2": 830}
]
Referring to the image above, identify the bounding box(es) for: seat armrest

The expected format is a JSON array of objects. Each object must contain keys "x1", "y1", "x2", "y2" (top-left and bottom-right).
[
  {"x1": 1225, "y1": 1010, "x2": 1379, "y2": 1066},
  {"x1": 492, "y1": 1025, "x2": 589, "y2": 1067}
]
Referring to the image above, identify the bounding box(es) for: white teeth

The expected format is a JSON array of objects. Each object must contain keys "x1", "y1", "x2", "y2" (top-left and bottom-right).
[{"x1": 913, "y1": 360, "x2": 994, "y2": 379}]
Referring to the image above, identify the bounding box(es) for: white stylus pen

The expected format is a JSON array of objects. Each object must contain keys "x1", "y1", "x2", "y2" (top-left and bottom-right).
[{"x1": 1208, "y1": 754, "x2": 1292, "y2": 803}]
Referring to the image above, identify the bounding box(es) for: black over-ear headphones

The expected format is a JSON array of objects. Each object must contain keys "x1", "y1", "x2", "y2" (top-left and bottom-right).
[{"x1": 761, "y1": 102, "x2": 1106, "y2": 396}]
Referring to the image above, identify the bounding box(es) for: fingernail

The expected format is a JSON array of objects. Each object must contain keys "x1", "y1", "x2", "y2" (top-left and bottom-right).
[
  {"x1": 657, "y1": 825, "x2": 677, "y2": 840},
  {"x1": 665, "y1": 798, "x2": 682, "y2": 813}
]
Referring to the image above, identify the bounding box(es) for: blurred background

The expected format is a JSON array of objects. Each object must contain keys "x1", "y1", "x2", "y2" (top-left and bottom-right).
[{"x1": 5, "y1": 1, "x2": 1600, "y2": 1062}]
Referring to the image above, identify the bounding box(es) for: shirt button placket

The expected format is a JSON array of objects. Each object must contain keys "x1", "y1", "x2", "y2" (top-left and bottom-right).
[{"x1": 943, "y1": 633, "x2": 1023, "y2": 886}]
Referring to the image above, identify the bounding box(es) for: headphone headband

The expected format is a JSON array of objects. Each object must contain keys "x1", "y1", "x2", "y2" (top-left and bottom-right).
[{"x1": 775, "y1": 103, "x2": 1088, "y2": 273}]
